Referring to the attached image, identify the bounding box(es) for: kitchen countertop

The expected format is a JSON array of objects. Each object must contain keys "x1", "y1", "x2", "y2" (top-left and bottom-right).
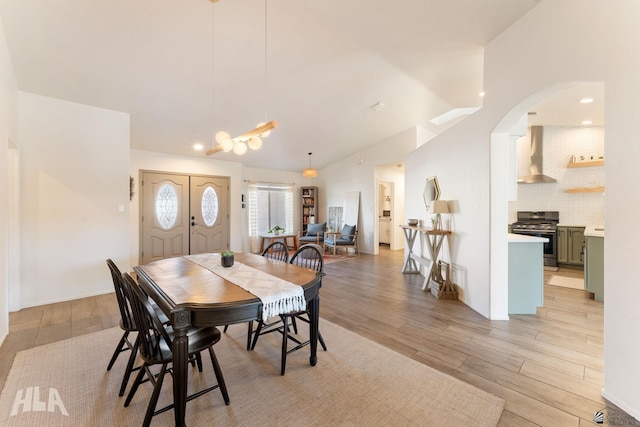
[
  {"x1": 508, "y1": 233, "x2": 549, "y2": 243},
  {"x1": 584, "y1": 225, "x2": 605, "y2": 237}
]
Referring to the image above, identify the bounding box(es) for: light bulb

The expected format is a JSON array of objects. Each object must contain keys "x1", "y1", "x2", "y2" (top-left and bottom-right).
[
  {"x1": 248, "y1": 136, "x2": 262, "y2": 150},
  {"x1": 233, "y1": 141, "x2": 247, "y2": 155},
  {"x1": 220, "y1": 138, "x2": 233, "y2": 152},
  {"x1": 257, "y1": 122, "x2": 271, "y2": 137},
  {"x1": 215, "y1": 131, "x2": 231, "y2": 144}
]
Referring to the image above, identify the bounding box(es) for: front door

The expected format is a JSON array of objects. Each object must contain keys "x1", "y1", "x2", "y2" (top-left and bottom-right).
[
  {"x1": 190, "y1": 175, "x2": 229, "y2": 255},
  {"x1": 140, "y1": 171, "x2": 230, "y2": 265}
]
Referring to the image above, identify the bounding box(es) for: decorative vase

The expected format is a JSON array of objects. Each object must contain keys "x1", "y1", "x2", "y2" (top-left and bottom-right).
[
  {"x1": 221, "y1": 255, "x2": 234, "y2": 268},
  {"x1": 274, "y1": 230, "x2": 280, "y2": 235}
]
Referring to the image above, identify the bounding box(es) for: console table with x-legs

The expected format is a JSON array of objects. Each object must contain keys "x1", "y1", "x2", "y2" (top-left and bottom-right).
[{"x1": 400, "y1": 225, "x2": 452, "y2": 291}]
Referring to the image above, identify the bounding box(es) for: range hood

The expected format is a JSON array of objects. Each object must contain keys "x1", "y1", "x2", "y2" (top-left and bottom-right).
[{"x1": 517, "y1": 126, "x2": 557, "y2": 184}]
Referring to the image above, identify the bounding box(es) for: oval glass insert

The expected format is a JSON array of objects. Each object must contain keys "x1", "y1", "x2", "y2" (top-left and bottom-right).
[
  {"x1": 155, "y1": 183, "x2": 178, "y2": 229},
  {"x1": 201, "y1": 186, "x2": 219, "y2": 227}
]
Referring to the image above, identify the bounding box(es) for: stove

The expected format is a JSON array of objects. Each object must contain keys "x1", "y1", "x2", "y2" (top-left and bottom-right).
[{"x1": 511, "y1": 211, "x2": 559, "y2": 268}]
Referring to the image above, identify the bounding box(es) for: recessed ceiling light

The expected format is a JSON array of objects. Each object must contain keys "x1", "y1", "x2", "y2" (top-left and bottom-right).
[
  {"x1": 582, "y1": 120, "x2": 593, "y2": 125},
  {"x1": 579, "y1": 98, "x2": 594, "y2": 104},
  {"x1": 193, "y1": 143, "x2": 204, "y2": 151},
  {"x1": 479, "y1": 91, "x2": 485, "y2": 97}
]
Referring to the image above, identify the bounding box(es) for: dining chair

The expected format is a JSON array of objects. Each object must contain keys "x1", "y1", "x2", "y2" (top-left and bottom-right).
[
  {"x1": 251, "y1": 244, "x2": 327, "y2": 375},
  {"x1": 105, "y1": 259, "x2": 142, "y2": 397},
  {"x1": 222, "y1": 241, "x2": 290, "y2": 350},
  {"x1": 261, "y1": 240, "x2": 290, "y2": 262},
  {"x1": 121, "y1": 273, "x2": 229, "y2": 427},
  {"x1": 106, "y1": 259, "x2": 174, "y2": 397}
]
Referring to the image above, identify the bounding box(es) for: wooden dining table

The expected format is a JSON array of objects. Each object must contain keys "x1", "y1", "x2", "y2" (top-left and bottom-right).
[{"x1": 133, "y1": 252, "x2": 324, "y2": 427}]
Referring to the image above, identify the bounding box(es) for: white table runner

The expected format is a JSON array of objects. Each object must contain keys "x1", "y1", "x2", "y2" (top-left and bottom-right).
[{"x1": 185, "y1": 253, "x2": 306, "y2": 321}]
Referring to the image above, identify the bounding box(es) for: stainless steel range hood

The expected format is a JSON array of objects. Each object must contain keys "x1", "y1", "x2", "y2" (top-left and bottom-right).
[{"x1": 517, "y1": 126, "x2": 557, "y2": 184}]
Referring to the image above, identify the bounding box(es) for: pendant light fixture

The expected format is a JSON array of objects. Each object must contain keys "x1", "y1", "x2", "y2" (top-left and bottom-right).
[
  {"x1": 206, "y1": 0, "x2": 278, "y2": 156},
  {"x1": 303, "y1": 152, "x2": 318, "y2": 178}
]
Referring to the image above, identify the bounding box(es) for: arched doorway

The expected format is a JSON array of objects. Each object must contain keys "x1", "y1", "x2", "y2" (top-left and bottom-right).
[{"x1": 489, "y1": 81, "x2": 605, "y2": 318}]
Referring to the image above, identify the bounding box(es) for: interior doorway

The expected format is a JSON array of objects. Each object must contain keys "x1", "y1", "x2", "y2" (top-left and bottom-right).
[
  {"x1": 378, "y1": 181, "x2": 393, "y2": 247},
  {"x1": 140, "y1": 171, "x2": 229, "y2": 265},
  {"x1": 490, "y1": 81, "x2": 605, "y2": 319}
]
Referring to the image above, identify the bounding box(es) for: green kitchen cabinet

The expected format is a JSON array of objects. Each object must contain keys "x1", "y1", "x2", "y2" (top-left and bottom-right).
[{"x1": 557, "y1": 226, "x2": 585, "y2": 266}]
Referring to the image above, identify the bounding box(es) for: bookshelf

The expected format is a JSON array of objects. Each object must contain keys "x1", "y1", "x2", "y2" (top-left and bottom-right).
[{"x1": 301, "y1": 186, "x2": 318, "y2": 234}]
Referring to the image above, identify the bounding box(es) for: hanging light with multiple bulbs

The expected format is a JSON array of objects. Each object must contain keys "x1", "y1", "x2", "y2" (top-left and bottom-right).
[
  {"x1": 206, "y1": 0, "x2": 278, "y2": 156},
  {"x1": 303, "y1": 152, "x2": 318, "y2": 178}
]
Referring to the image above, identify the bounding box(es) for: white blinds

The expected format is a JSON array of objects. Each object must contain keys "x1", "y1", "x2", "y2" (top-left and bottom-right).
[{"x1": 247, "y1": 182, "x2": 294, "y2": 253}]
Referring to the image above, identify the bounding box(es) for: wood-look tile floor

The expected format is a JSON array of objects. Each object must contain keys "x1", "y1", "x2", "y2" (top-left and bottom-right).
[{"x1": 0, "y1": 249, "x2": 626, "y2": 426}]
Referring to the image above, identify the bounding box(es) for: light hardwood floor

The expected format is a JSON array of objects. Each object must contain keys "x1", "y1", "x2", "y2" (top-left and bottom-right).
[{"x1": 0, "y1": 249, "x2": 626, "y2": 426}]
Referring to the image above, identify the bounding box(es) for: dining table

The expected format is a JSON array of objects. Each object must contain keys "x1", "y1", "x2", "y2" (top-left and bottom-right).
[{"x1": 133, "y1": 252, "x2": 324, "y2": 427}]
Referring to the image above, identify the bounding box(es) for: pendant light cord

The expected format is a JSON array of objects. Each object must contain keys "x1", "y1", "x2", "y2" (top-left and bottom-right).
[
  {"x1": 264, "y1": 0, "x2": 269, "y2": 123},
  {"x1": 211, "y1": 3, "x2": 215, "y2": 147}
]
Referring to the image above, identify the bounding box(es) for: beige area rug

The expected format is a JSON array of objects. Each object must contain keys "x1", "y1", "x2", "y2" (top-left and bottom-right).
[
  {"x1": 548, "y1": 275, "x2": 585, "y2": 290},
  {"x1": 0, "y1": 320, "x2": 504, "y2": 426}
]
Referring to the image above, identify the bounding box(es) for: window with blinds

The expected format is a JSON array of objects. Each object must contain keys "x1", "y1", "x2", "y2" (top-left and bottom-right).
[{"x1": 248, "y1": 183, "x2": 294, "y2": 251}]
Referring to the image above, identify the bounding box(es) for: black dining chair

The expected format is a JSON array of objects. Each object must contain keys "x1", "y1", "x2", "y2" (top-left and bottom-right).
[
  {"x1": 223, "y1": 241, "x2": 291, "y2": 350},
  {"x1": 105, "y1": 259, "x2": 142, "y2": 397},
  {"x1": 121, "y1": 273, "x2": 229, "y2": 427},
  {"x1": 106, "y1": 259, "x2": 174, "y2": 396},
  {"x1": 251, "y1": 244, "x2": 327, "y2": 375},
  {"x1": 261, "y1": 240, "x2": 290, "y2": 262}
]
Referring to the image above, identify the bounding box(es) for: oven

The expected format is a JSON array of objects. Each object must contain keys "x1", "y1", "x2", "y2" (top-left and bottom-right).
[{"x1": 511, "y1": 211, "x2": 559, "y2": 268}]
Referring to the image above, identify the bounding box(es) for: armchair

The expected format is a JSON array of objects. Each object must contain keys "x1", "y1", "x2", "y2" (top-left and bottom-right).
[
  {"x1": 324, "y1": 224, "x2": 359, "y2": 256},
  {"x1": 299, "y1": 222, "x2": 326, "y2": 245}
]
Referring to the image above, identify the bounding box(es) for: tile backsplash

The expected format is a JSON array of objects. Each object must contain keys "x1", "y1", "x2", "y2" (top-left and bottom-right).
[{"x1": 508, "y1": 126, "x2": 605, "y2": 226}]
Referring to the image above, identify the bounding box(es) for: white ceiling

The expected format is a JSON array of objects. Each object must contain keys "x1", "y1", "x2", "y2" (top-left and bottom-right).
[
  {"x1": 0, "y1": 0, "x2": 544, "y2": 171},
  {"x1": 527, "y1": 82, "x2": 605, "y2": 127}
]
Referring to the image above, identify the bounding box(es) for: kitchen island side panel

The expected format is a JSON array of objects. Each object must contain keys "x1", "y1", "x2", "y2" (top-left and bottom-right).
[{"x1": 508, "y1": 241, "x2": 545, "y2": 314}]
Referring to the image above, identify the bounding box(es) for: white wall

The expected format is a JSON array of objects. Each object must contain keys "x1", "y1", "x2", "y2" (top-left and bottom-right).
[
  {"x1": 405, "y1": 113, "x2": 491, "y2": 315},
  {"x1": 404, "y1": 0, "x2": 640, "y2": 417},
  {"x1": 19, "y1": 93, "x2": 130, "y2": 308},
  {"x1": 318, "y1": 127, "x2": 417, "y2": 254},
  {"x1": 0, "y1": 16, "x2": 19, "y2": 344}
]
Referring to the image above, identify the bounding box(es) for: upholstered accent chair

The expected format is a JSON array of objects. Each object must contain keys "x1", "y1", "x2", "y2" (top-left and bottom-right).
[
  {"x1": 324, "y1": 224, "x2": 359, "y2": 255},
  {"x1": 299, "y1": 222, "x2": 326, "y2": 245}
]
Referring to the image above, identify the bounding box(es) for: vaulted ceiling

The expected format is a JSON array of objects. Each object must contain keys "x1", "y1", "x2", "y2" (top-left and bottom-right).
[{"x1": 0, "y1": 0, "x2": 542, "y2": 171}]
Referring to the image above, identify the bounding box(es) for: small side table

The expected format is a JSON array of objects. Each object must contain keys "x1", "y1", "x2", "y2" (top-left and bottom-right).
[
  {"x1": 400, "y1": 225, "x2": 452, "y2": 291},
  {"x1": 259, "y1": 233, "x2": 299, "y2": 253}
]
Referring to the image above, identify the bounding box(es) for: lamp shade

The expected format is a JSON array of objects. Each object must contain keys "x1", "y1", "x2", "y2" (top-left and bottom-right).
[
  {"x1": 431, "y1": 200, "x2": 449, "y2": 214},
  {"x1": 303, "y1": 168, "x2": 318, "y2": 178},
  {"x1": 233, "y1": 141, "x2": 247, "y2": 155},
  {"x1": 303, "y1": 152, "x2": 318, "y2": 178}
]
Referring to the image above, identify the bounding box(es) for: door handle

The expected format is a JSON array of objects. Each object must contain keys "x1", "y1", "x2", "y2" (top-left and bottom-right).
[{"x1": 191, "y1": 221, "x2": 197, "y2": 226}]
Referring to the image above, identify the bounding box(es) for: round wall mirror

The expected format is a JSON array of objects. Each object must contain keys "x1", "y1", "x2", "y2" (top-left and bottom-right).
[{"x1": 423, "y1": 176, "x2": 441, "y2": 210}]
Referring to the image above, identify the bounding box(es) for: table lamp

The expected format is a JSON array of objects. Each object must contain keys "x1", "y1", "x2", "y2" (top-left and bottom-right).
[{"x1": 431, "y1": 200, "x2": 449, "y2": 230}]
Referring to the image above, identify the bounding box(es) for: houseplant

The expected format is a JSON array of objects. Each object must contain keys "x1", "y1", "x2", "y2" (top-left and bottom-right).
[
  {"x1": 221, "y1": 250, "x2": 234, "y2": 267},
  {"x1": 268, "y1": 225, "x2": 285, "y2": 235}
]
